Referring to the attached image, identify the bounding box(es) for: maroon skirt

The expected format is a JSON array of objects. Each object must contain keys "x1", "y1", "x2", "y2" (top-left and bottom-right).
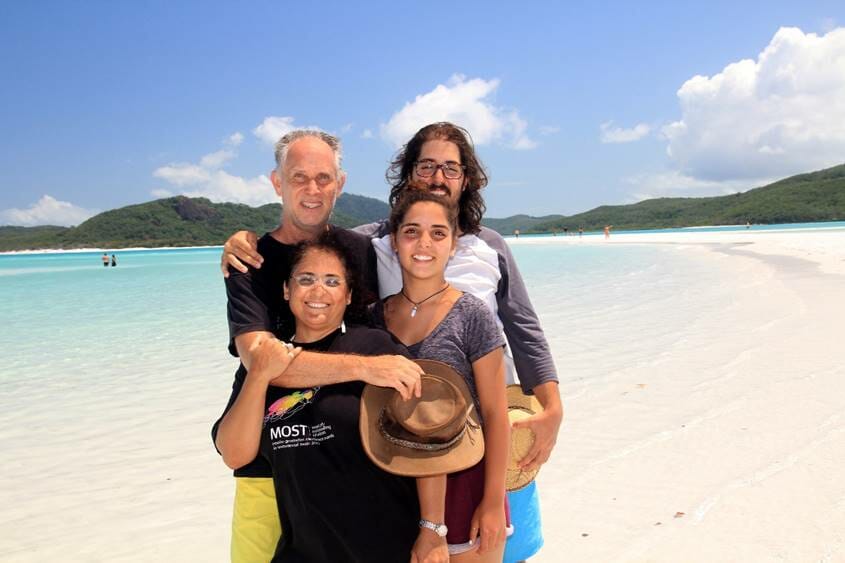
[{"x1": 444, "y1": 459, "x2": 511, "y2": 545}]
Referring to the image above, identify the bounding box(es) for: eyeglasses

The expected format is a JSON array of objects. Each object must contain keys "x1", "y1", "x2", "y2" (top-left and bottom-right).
[
  {"x1": 290, "y1": 273, "x2": 345, "y2": 288},
  {"x1": 414, "y1": 160, "x2": 465, "y2": 180}
]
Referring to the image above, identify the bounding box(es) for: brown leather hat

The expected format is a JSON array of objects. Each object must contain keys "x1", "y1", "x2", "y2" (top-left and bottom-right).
[{"x1": 360, "y1": 359, "x2": 484, "y2": 477}]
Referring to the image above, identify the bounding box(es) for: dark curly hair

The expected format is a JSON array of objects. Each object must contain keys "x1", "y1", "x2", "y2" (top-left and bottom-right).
[
  {"x1": 386, "y1": 122, "x2": 488, "y2": 234},
  {"x1": 287, "y1": 230, "x2": 369, "y2": 325}
]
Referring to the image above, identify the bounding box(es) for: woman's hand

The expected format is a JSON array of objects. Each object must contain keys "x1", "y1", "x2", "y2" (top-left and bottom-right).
[
  {"x1": 410, "y1": 529, "x2": 448, "y2": 563},
  {"x1": 468, "y1": 497, "x2": 506, "y2": 554},
  {"x1": 248, "y1": 338, "x2": 301, "y2": 385},
  {"x1": 220, "y1": 230, "x2": 262, "y2": 277}
]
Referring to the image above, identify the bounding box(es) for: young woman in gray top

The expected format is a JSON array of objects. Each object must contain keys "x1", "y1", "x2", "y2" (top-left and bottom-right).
[{"x1": 375, "y1": 190, "x2": 510, "y2": 563}]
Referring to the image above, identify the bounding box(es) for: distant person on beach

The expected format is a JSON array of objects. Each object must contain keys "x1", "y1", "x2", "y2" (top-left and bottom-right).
[
  {"x1": 513, "y1": 229, "x2": 520, "y2": 238},
  {"x1": 222, "y1": 122, "x2": 562, "y2": 562},
  {"x1": 563, "y1": 227, "x2": 568, "y2": 236},
  {"x1": 214, "y1": 233, "x2": 429, "y2": 561},
  {"x1": 604, "y1": 225, "x2": 612, "y2": 239},
  {"x1": 110, "y1": 254, "x2": 117, "y2": 267},
  {"x1": 102, "y1": 253, "x2": 109, "y2": 267},
  {"x1": 578, "y1": 227, "x2": 583, "y2": 237},
  {"x1": 214, "y1": 129, "x2": 424, "y2": 562}
]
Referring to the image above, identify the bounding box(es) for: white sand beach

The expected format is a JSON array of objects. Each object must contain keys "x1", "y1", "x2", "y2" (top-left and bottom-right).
[
  {"x1": 520, "y1": 229, "x2": 845, "y2": 562},
  {"x1": 1, "y1": 228, "x2": 843, "y2": 562}
]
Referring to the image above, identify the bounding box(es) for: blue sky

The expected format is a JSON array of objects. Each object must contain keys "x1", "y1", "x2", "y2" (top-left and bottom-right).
[{"x1": 1, "y1": 1, "x2": 843, "y2": 226}]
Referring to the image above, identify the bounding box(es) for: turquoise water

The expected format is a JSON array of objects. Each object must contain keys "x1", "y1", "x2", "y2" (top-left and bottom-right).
[
  {"x1": 0, "y1": 248, "x2": 229, "y2": 389},
  {"x1": 0, "y1": 241, "x2": 723, "y2": 388}
]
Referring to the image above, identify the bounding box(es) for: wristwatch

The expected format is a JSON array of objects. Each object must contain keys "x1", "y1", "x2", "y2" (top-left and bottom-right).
[{"x1": 419, "y1": 519, "x2": 448, "y2": 537}]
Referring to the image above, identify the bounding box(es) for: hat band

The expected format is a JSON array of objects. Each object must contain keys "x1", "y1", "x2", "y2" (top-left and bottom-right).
[{"x1": 377, "y1": 407, "x2": 478, "y2": 452}]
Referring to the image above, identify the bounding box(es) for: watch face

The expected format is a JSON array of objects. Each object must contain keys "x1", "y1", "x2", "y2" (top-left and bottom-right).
[{"x1": 434, "y1": 524, "x2": 448, "y2": 537}]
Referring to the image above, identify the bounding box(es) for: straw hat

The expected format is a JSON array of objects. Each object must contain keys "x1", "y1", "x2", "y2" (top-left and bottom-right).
[
  {"x1": 360, "y1": 359, "x2": 484, "y2": 477},
  {"x1": 506, "y1": 384, "x2": 542, "y2": 491}
]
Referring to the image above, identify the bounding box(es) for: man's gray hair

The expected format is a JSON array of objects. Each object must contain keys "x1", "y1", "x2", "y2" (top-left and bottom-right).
[{"x1": 274, "y1": 129, "x2": 344, "y2": 177}]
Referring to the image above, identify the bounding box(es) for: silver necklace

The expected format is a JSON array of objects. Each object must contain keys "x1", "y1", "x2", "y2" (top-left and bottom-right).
[{"x1": 400, "y1": 283, "x2": 450, "y2": 318}]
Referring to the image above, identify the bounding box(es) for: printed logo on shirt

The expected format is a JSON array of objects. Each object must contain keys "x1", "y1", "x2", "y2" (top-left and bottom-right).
[
  {"x1": 264, "y1": 387, "x2": 319, "y2": 424},
  {"x1": 269, "y1": 422, "x2": 335, "y2": 451}
]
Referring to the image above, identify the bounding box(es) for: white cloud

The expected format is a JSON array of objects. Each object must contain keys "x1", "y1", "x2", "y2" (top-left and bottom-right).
[
  {"x1": 199, "y1": 149, "x2": 237, "y2": 169},
  {"x1": 0, "y1": 195, "x2": 98, "y2": 227},
  {"x1": 600, "y1": 121, "x2": 651, "y2": 143},
  {"x1": 361, "y1": 129, "x2": 374, "y2": 139},
  {"x1": 252, "y1": 116, "x2": 323, "y2": 145},
  {"x1": 253, "y1": 116, "x2": 298, "y2": 145},
  {"x1": 153, "y1": 163, "x2": 210, "y2": 186},
  {"x1": 178, "y1": 171, "x2": 274, "y2": 206},
  {"x1": 663, "y1": 26, "x2": 845, "y2": 183},
  {"x1": 227, "y1": 132, "x2": 244, "y2": 146},
  {"x1": 152, "y1": 139, "x2": 275, "y2": 206},
  {"x1": 539, "y1": 125, "x2": 560, "y2": 135},
  {"x1": 381, "y1": 75, "x2": 536, "y2": 149}
]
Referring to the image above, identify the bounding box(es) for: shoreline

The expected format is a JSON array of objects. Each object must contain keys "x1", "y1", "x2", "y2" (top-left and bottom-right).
[{"x1": 3, "y1": 220, "x2": 844, "y2": 256}]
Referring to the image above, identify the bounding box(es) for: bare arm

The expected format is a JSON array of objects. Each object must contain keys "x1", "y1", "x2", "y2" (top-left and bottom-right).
[
  {"x1": 235, "y1": 330, "x2": 424, "y2": 400},
  {"x1": 470, "y1": 348, "x2": 509, "y2": 554},
  {"x1": 220, "y1": 230, "x2": 262, "y2": 277},
  {"x1": 214, "y1": 340, "x2": 300, "y2": 469},
  {"x1": 411, "y1": 476, "x2": 449, "y2": 563}
]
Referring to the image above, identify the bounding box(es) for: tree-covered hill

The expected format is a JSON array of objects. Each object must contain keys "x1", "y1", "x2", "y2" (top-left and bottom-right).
[
  {"x1": 528, "y1": 163, "x2": 845, "y2": 233},
  {"x1": 2, "y1": 163, "x2": 843, "y2": 250},
  {"x1": 0, "y1": 193, "x2": 390, "y2": 251}
]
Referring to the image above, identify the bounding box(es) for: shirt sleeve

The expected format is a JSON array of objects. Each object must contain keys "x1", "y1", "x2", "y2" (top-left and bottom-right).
[
  {"x1": 463, "y1": 296, "x2": 507, "y2": 363},
  {"x1": 225, "y1": 268, "x2": 275, "y2": 357},
  {"x1": 351, "y1": 220, "x2": 389, "y2": 238},
  {"x1": 478, "y1": 228, "x2": 559, "y2": 393}
]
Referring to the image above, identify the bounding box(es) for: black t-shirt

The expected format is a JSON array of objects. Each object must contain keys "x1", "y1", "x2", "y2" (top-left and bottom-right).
[
  {"x1": 217, "y1": 326, "x2": 419, "y2": 563},
  {"x1": 219, "y1": 226, "x2": 377, "y2": 477}
]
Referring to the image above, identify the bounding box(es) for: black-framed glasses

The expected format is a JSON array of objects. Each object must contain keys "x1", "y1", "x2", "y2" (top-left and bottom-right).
[
  {"x1": 290, "y1": 273, "x2": 345, "y2": 288},
  {"x1": 414, "y1": 160, "x2": 465, "y2": 180}
]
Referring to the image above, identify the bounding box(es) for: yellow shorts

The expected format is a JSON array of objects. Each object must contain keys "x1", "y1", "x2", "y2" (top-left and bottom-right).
[{"x1": 231, "y1": 477, "x2": 281, "y2": 563}]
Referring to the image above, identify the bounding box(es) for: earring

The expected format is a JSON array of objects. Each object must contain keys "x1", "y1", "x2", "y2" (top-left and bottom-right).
[{"x1": 340, "y1": 320, "x2": 347, "y2": 334}]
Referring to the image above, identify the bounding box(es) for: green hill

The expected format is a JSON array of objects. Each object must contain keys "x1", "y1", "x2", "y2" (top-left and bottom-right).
[
  {"x1": 0, "y1": 193, "x2": 390, "y2": 251},
  {"x1": 2, "y1": 163, "x2": 843, "y2": 250},
  {"x1": 481, "y1": 214, "x2": 564, "y2": 234},
  {"x1": 526, "y1": 163, "x2": 845, "y2": 233}
]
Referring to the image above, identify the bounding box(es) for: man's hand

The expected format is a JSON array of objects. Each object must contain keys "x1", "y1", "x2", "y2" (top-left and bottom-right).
[
  {"x1": 511, "y1": 402, "x2": 562, "y2": 470},
  {"x1": 410, "y1": 529, "x2": 448, "y2": 563},
  {"x1": 220, "y1": 230, "x2": 262, "y2": 277},
  {"x1": 248, "y1": 338, "x2": 301, "y2": 384},
  {"x1": 358, "y1": 355, "x2": 424, "y2": 401}
]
